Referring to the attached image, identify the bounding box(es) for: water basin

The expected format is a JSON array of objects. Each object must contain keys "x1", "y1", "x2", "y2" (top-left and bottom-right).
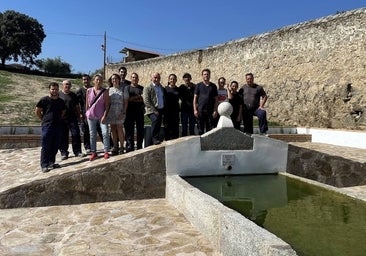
[{"x1": 184, "y1": 174, "x2": 366, "y2": 256}]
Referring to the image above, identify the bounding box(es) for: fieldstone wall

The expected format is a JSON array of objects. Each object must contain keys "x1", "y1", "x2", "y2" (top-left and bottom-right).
[
  {"x1": 287, "y1": 144, "x2": 366, "y2": 187},
  {"x1": 107, "y1": 8, "x2": 366, "y2": 130},
  {"x1": 0, "y1": 147, "x2": 166, "y2": 208}
]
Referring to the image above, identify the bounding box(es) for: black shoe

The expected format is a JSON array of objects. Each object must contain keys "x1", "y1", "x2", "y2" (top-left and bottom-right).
[
  {"x1": 153, "y1": 140, "x2": 161, "y2": 145},
  {"x1": 52, "y1": 163, "x2": 61, "y2": 169},
  {"x1": 41, "y1": 167, "x2": 50, "y2": 173},
  {"x1": 126, "y1": 147, "x2": 134, "y2": 153}
]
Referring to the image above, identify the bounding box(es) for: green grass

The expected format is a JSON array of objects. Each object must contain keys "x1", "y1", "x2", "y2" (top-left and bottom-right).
[{"x1": 0, "y1": 71, "x2": 14, "y2": 103}]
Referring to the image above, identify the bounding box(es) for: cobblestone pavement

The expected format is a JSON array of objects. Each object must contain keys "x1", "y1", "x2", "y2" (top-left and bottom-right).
[{"x1": 0, "y1": 144, "x2": 220, "y2": 256}]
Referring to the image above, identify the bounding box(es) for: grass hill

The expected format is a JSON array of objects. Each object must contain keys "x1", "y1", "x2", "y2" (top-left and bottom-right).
[{"x1": 0, "y1": 70, "x2": 82, "y2": 125}]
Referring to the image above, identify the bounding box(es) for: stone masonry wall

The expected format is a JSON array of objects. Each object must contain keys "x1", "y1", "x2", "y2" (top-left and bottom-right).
[
  {"x1": 0, "y1": 147, "x2": 166, "y2": 208},
  {"x1": 287, "y1": 144, "x2": 366, "y2": 187},
  {"x1": 107, "y1": 8, "x2": 366, "y2": 130}
]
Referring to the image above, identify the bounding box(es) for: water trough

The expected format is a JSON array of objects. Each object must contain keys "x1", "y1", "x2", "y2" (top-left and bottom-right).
[{"x1": 164, "y1": 105, "x2": 366, "y2": 255}]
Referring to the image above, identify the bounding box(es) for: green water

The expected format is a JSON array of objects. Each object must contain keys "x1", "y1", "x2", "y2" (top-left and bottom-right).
[{"x1": 184, "y1": 174, "x2": 366, "y2": 256}]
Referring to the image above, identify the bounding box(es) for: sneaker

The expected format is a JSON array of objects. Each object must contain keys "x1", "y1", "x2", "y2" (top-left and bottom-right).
[
  {"x1": 89, "y1": 152, "x2": 97, "y2": 161},
  {"x1": 103, "y1": 152, "x2": 110, "y2": 159},
  {"x1": 61, "y1": 155, "x2": 68, "y2": 160},
  {"x1": 85, "y1": 149, "x2": 91, "y2": 154},
  {"x1": 76, "y1": 152, "x2": 85, "y2": 157},
  {"x1": 260, "y1": 133, "x2": 269, "y2": 137},
  {"x1": 41, "y1": 167, "x2": 50, "y2": 173}
]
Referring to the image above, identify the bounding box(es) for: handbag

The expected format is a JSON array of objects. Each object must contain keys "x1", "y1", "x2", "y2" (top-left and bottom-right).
[{"x1": 85, "y1": 88, "x2": 106, "y2": 119}]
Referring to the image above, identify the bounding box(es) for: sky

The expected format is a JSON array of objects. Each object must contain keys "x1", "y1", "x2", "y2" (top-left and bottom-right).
[{"x1": 1, "y1": 0, "x2": 365, "y2": 74}]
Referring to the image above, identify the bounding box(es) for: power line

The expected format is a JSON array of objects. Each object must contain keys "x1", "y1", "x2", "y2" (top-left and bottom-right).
[{"x1": 46, "y1": 31, "x2": 192, "y2": 53}]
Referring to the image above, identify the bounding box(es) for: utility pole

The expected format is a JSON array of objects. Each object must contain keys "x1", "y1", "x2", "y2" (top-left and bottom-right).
[{"x1": 101, "y1": 31, "x2": 107, "y2": 79}]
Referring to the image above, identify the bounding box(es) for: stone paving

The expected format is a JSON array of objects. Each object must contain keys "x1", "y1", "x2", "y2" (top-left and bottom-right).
[{"x1": 0, "y1": 144, "x2": 220, "y2": 255}]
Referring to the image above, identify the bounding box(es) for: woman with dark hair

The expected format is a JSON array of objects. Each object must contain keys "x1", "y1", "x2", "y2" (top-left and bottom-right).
[
  {"x1": 227, "y1": 80, "x2": 243, "y2": 130},
  {"x1": 107, "y1": 73, "x2": 128, "y2": 155},
  {"x1": 164, "y1": 73, "x2": 180, "y2": 140}
]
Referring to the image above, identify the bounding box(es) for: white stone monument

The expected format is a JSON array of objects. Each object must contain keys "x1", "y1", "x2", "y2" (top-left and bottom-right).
[{"x1": 216, "y1": 102, "x2": 234, "y2": 128}]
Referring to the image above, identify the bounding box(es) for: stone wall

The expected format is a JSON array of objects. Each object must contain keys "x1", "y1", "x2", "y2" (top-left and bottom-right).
[
  {"x1": 287, "y1": 144, "x2": 366, "y2": 187},
  {"x1": 0, "y1": 147, "x2": 166, "y2": 208},
  {"x1": 107, "y1": 8, "x2": 366, "y2": 130}
]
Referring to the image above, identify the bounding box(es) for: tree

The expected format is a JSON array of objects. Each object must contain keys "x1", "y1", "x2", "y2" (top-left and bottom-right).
[
  {"x1": 36, "y1": 57, "x2": 72, "y2": 75},
  {"x1": 0, "y1": 10, "x2": 46, "y2": 67}
]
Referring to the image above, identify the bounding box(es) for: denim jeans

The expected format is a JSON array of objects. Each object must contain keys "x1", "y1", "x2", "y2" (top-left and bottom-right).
[
  {"x1": 87, "y1": 118, "x2": 110, "y2": 153},
  {"x1": 40, "y1": 123, "x2": 61, "y2": 168},
  {"x1": 80, "y1": 118, "x2": 90, "y2": 151},
  {"x1": 243, "y1": 108, "x2": 268, "y2": 134}
]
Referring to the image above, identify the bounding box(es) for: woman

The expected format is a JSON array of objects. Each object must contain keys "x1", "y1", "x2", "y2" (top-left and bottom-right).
[
  {"x1": 227, "y1": 80, "x2": 243, "y2": 130},
  {"x1": 164, "y1": 73, "x2": 180, "y2": 140},
  {"x1": 107, "y1": 73, "x2": 127, "y2": 155},
  {"x1": 85, "y1": 74, "x2": 110, "y2": 160}
]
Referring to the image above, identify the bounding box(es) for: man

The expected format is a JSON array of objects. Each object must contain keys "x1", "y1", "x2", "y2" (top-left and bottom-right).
[
  {"x1": 238, "y1": 73, "x2": 268, "y2": 135},
  {"x1": 143, "y1": 72, "x2": 166, "y2": 145},
  {"x1": 35, "y1": 82, "x2": 66, "y2": 173},
  {"x1": 59, "y1": 79, "x2": 83, "y2": 159},
  {"x1": 76, "y1": 74, "x2": 93, "y2": 153},
  {"x1": 193, "y1": 68, "x2": 218, "y2": 135},
  {"x1": 124, "y1": 72, "x2": 144, "y2": 152},
  {"x1": 118, "y1": 66, "x2": 131, "y2": 87},
  {"x1": 178, "y1": 73, "x2": 196, "y2": 136}
]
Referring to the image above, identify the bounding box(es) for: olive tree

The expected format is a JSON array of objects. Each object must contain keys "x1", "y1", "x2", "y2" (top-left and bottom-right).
[{"x1": 0, "y1": 10, "x2": 46, "y2": 66}]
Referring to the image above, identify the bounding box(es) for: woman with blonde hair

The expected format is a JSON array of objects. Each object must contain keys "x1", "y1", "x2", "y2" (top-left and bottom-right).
[{"x1": 85, "y1": 74, "x2": 110, "y2": 160}]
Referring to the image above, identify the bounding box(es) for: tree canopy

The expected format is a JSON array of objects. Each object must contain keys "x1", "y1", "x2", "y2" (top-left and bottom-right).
[
  {"x1": 36, "y1": 57, "x2": 72, "y2": 75},
  {"x1": 0, "y1": 10, "x2": 46, "y2": 67}
]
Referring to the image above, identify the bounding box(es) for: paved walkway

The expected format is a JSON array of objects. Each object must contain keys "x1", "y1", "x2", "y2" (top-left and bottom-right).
[
  {"x1": 0, "y1": 141, "x2": 365, "y2": 255},
  {"x1": 0, "y1": 144, "x2": 220, "y2": 256}
]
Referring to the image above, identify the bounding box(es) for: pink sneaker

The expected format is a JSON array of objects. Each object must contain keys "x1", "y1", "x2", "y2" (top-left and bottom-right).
[
  {"x1": 89, "y1": 152, "x2": 97, "y2": 161},
  {"x1": 103, "y1": 152, "x2": 110, "y2": 159}
]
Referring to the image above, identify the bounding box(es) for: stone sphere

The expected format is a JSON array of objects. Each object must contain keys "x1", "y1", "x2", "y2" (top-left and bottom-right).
[{"x1": 217, "y1": 102, "x2": 233, "y2": 117}]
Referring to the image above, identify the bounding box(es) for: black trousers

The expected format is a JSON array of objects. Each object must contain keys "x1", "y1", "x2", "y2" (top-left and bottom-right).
[
  {"x1": 197, "y1": 111, "x2": 214, "y2": 135},
  {"x1": 124, "y1": 108, "x2": 145, "y2": 150}
]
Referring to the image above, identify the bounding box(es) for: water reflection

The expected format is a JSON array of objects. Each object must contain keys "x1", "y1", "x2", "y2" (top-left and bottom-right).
[{"x1": 184, "y1": 174, "x2": 366, "y2": 256}]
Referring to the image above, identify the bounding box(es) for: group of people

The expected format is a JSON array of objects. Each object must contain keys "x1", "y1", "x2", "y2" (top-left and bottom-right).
[{"x1": 35, "y1": 67, "x2": 268, "y2": 173}]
